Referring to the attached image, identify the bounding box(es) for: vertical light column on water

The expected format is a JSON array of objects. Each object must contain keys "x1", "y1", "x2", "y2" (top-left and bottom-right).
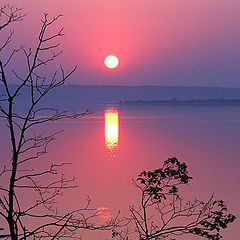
[{"x1": 104, "y1": 108, "x2": 119, "y2": 155}]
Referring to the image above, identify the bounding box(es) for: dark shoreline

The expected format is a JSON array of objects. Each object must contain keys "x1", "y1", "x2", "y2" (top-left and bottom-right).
[{"x1": 119, "y1": 98, "x2": 240, "y2": 106}]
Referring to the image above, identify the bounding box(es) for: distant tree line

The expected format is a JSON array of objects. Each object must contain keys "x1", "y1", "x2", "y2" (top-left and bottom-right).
[{"x1": 120, "y1": 98, "x2": 240, "y2": 106}]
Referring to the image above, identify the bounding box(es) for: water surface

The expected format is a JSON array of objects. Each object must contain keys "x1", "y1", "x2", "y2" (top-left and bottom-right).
[{"x1": 1, "y1": 105, "x2": 239, "y2": 239}]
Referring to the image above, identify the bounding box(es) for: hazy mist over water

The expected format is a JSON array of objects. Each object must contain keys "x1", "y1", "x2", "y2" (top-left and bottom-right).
[
  {"x1": 2, "y1": 84, "x2": 240, "y2": 112},
  {"x1": 1, "y1": 102, "x2": 239, "y2": 239}
]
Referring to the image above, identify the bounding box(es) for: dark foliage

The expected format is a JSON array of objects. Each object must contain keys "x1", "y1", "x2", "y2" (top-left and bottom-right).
[{"x1": 113, "y1": 158, "x2": 236, "y2": 240}]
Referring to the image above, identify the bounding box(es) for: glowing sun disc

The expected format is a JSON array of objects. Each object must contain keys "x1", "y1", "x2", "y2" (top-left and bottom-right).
[{"x1": 104, "y1": 55, "x2": 119, "y2": 69}]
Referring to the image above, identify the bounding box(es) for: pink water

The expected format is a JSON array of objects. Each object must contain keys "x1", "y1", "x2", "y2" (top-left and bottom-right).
[{"x1": 1, "y1": 105, "x2": 239, "y2": 239}]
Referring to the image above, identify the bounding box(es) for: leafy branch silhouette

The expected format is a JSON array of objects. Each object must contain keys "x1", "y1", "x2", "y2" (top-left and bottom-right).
[{"x1": 113, "y1": 157, "x2": 236, "y2": 240}]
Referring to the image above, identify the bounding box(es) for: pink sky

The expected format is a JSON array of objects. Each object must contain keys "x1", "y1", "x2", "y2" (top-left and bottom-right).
[{"x1": 3, "y1": 0, "x2": 240, "y2": 86}]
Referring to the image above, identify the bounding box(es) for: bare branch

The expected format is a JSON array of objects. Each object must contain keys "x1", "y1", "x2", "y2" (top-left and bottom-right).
[
  {"x1": 0, "y1": 5, "x2": 26, "y2": 31},
  {"x1": 0, "y1": 6, "x2": 118, "y2": 240}
]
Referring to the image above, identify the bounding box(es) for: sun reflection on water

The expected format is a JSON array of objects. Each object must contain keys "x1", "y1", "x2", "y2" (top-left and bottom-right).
[
  {"x1": 96, "y1": 207, "x2": 111, "y2": 220},
  {"x1": 105, "y1": 108, "x2": 119, "y2": 155}
]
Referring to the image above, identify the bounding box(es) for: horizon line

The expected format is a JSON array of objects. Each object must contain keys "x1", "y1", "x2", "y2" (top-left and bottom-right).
[{"x1": 6, "y1": 83, "x2": 240, "y2": 89}]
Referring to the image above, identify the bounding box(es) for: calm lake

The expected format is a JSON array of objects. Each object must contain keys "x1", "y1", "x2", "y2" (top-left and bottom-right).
[{"x1": 1, "y1": 105, "x2": 239, "y2": 239}]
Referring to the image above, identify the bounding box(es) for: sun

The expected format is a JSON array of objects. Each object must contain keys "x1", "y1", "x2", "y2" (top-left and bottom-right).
[{"x1": 104, "y1": 55, "x2": 119, "y2": 69}]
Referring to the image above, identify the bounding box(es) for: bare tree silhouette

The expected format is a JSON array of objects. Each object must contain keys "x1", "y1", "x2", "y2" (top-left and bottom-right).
[
  {"x1": 112, "y1": 157, "x2": 236, "y2": 240},
  {"x1": 0, "y1": 5, "x2": 120, "y2": 239}
]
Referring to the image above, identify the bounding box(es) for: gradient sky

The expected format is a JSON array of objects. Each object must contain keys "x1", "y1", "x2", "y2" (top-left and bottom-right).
[{"x1": 3, "y1": 0, "x2": 240, "y2": 86}]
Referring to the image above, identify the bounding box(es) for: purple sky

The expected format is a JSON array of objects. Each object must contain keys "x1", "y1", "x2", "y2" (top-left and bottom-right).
[{"x1": 2, "y1": 0, "x2": 240, "y2": 86}]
